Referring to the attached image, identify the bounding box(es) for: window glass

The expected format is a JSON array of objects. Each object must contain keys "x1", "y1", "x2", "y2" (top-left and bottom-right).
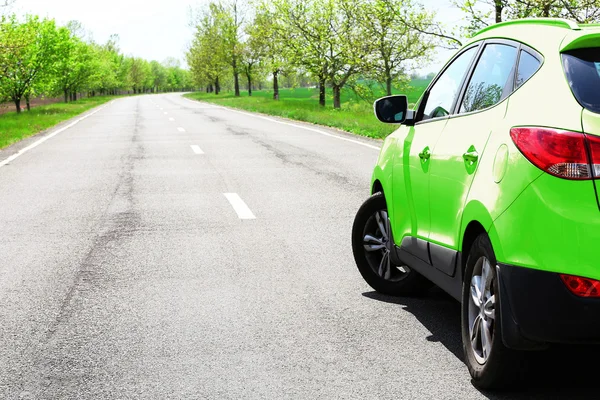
[
  {"x1": 516, "y1": 50, "x2": 541, "y2": 88},
  {"x1": 460, "y1": 44, "x2": 518, "y2": 114},
  {"x1": 422, "y1": 46, "x2": 478, "y2": 120},
  {"x1": 562, "y1": 48, "x2": 600, "y2": 114}
]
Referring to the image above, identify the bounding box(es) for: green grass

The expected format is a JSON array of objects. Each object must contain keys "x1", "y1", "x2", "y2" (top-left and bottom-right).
[
  {"x1": 185, "y1": 80, "x2": 430, "y2": 139},
  {"x1": 0, "y1": 96, "x2": 119, "y2": 149}
]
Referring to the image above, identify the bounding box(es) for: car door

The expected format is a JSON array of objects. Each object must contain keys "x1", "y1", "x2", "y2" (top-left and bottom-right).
[
  {"x1": 392, "y1": 45, "x2": 479, "y2": 263},
  {"x1": 427, "y1": 41, "x2": 519, "y2": 275}
]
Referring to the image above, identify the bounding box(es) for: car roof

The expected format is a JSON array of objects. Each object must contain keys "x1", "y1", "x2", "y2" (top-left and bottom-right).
[{"x1": 466, "y1": 18, "x2": 600, "y2": 56}]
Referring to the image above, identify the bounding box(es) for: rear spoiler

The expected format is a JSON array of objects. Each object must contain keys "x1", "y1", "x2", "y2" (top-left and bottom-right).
[{"x1": 561, "y1": 31, "x2": 600, "y2": 53}]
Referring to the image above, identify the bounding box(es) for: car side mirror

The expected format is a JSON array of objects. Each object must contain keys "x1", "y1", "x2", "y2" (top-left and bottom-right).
[{"x1": 374, "y1": 95, "x2": 414, "y2": 125}]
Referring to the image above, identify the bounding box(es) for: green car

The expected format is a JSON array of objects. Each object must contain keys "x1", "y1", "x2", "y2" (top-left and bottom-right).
[{"x1": 351, "y1": 18, "x2": 600, "y2": 389}]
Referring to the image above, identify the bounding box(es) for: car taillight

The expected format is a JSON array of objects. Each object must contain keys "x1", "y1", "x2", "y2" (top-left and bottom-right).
[
  {"x1": 560, "y1": 274, "x2": 600, "y2": 298},
  {"x1": 510, "y1": 127, "x2": 600, "y2": 180},
  {"x1": 586, "y1": 134, "x2": 600, "y2": 178}
]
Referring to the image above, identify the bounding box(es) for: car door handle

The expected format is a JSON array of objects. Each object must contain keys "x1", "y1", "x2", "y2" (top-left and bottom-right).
[
  {"x1": 418, "y1": 147, "x2": 431, "y2": 161},
  {"x1": 463, "y1": 150, "x2": 479, "y2": 164}
]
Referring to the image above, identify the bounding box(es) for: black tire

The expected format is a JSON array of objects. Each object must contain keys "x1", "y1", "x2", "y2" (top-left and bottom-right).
[
  {"x1": 461, "y1": 233, "x2": 525, "y2": 389},
  {"x1": 351, "y1": 192, "x2": 431, "y2": 296}
]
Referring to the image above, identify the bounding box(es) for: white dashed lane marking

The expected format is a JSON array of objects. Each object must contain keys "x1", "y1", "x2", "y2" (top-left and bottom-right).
[
  {"x1": 224, "y1": 193, "x2": 256, "y2": 220},
  {"x1": 190, "y1": 145, "x2": 204, "y2": 155}
]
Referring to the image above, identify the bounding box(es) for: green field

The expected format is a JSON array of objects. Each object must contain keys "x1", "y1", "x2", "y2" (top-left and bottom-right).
[
  {"x1": 185, "y1": 79, "x2": 430, "y2": 139},
  {"x1": 0, "y1": 96, "x2": 118, "y2": 149}
]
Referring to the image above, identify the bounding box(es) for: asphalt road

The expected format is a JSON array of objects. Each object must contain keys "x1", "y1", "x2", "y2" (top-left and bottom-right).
[{"x1": 0, "y1": 94, "x2": 597, "y2": 399}]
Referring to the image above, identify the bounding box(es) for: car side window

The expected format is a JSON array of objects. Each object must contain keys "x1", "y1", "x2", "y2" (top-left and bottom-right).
[
  {"x1": 422, "y1": 47, "x2": 478, "y2": 121},
  {"x1": 459, "y1": 44, "x2": 518, "y2": 114},
  {"x1": 516, "y1": 50, "x2": 542, "y2": 89}
]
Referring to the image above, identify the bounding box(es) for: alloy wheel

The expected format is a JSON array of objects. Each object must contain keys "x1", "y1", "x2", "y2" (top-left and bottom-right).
[
  {"x1": 362, "y1": 210, "x2": 410, "y2": 282},
  {"x1": 468, "y1": 256, "x2": 496, "y2": 365}
]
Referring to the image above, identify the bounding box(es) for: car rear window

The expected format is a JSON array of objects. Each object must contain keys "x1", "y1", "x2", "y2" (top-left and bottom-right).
[{"x1": 562, "y1": 48, "x2": 600, "y2": 114}]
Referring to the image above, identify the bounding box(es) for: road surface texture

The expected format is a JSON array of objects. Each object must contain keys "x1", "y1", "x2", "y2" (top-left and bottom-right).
[{"x1": 0, "y1": 94, "x2": 596, "y2": 399}]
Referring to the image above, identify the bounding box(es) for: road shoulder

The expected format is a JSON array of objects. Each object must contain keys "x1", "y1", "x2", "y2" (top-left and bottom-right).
[{"x1": 0, "y1": 100, "x2": 116, "y2": 166}]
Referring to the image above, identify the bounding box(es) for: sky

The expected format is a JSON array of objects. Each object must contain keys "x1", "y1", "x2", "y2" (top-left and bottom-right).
[
  {"x1": 9, "y1": 0, "x2": 468, "y2": 74},
  {"x1": 420, "y1": 0, "x2": 468, "y2": 73}
]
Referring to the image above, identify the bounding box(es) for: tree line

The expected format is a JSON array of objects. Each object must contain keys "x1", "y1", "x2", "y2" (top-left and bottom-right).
[
  {"x1": 187, "y1": 0, "x2": 600, "y2": 109},
  {"x1": 186, "y1": 0, "x2": 436, "y2": 109},
  {"x1": 0, "y1": 15, "x2": 193, "y2": 113}
]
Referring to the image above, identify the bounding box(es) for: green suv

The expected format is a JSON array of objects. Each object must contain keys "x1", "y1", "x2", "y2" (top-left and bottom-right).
[{"x1": 351, "y1": 18, "x2": 600, "y2": 388}]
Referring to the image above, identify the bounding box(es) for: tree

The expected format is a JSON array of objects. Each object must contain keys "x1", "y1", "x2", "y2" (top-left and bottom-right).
[
  {"x1": 456, "y1": 0, "x2": 600, "y2": 36},
  {"x1": 90, "y1": 35, "x2": 124, "y2": 95},
  {"x1": 218, "y1": 0, "x2": 245, "y2": 97},
  {"x1": 115, "y1": 52, "x2": 132, "y2": 94},
  {"x1": 274, "y1": 0, "x2": 331, "y2": 106},
  {"x1": 89, "y1": 40, "x2": 120, "y2": 95},
  {"x1": 278, "y1": 0, "x2": 373, "y2": 109},
  {"x1": 65, "y1": 20, "x2": 88, "y2": 41},
  {"x1": 166, "y1": 65, "x2": 182, "y2": 91},
  {"x1": 240, "y1": 41, "x2": 261, "y2": 96},
  {"x1": 247, "y1": 4, "x2": 288, "y2": 100},
  {"x1": 0, "y1": 15, "x2": 62, "y2": 112},
  {"x1": 361, "y1": 0, "x2": 435, "y2": 96},
  {"x1": 150, "y1": 60, "x2": 167, "y2": 93},
  {"x1": 326, "y1": 0, "x2": 372, "y2": 109},
  {"x1": 53, "y1": 26, "x2": 96, "y2": 102},
  {"x1": 129, "y1": 57, "x2": 150, "y2": 93},
  {"x1": 187, "y1": 3, "x2": 229, "y2": 94},
  {"x1": 179, "y1": 69, "x2": 193, "y2": 91}
]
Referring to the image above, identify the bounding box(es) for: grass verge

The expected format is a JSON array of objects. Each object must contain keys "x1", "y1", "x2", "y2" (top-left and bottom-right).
[
  {"x1": 0, "y1": 96, "x2": 118, "y2": 150},
  {"x1": 184, "y1": 82, "x2": 429, "y2": 139}
]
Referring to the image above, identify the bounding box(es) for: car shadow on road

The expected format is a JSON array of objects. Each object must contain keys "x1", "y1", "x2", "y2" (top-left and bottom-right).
[{"x1": 363, "y1": 289, "x2": 600, "y2": 399}]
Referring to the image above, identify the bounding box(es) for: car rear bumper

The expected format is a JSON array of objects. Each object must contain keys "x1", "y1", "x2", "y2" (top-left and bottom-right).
[
  {"x1": 491, "y1": 173, "x2": 600, "y2": 282},
  {"x1": 497, "y1": 263, "x2": 600, "y2": 350}
]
